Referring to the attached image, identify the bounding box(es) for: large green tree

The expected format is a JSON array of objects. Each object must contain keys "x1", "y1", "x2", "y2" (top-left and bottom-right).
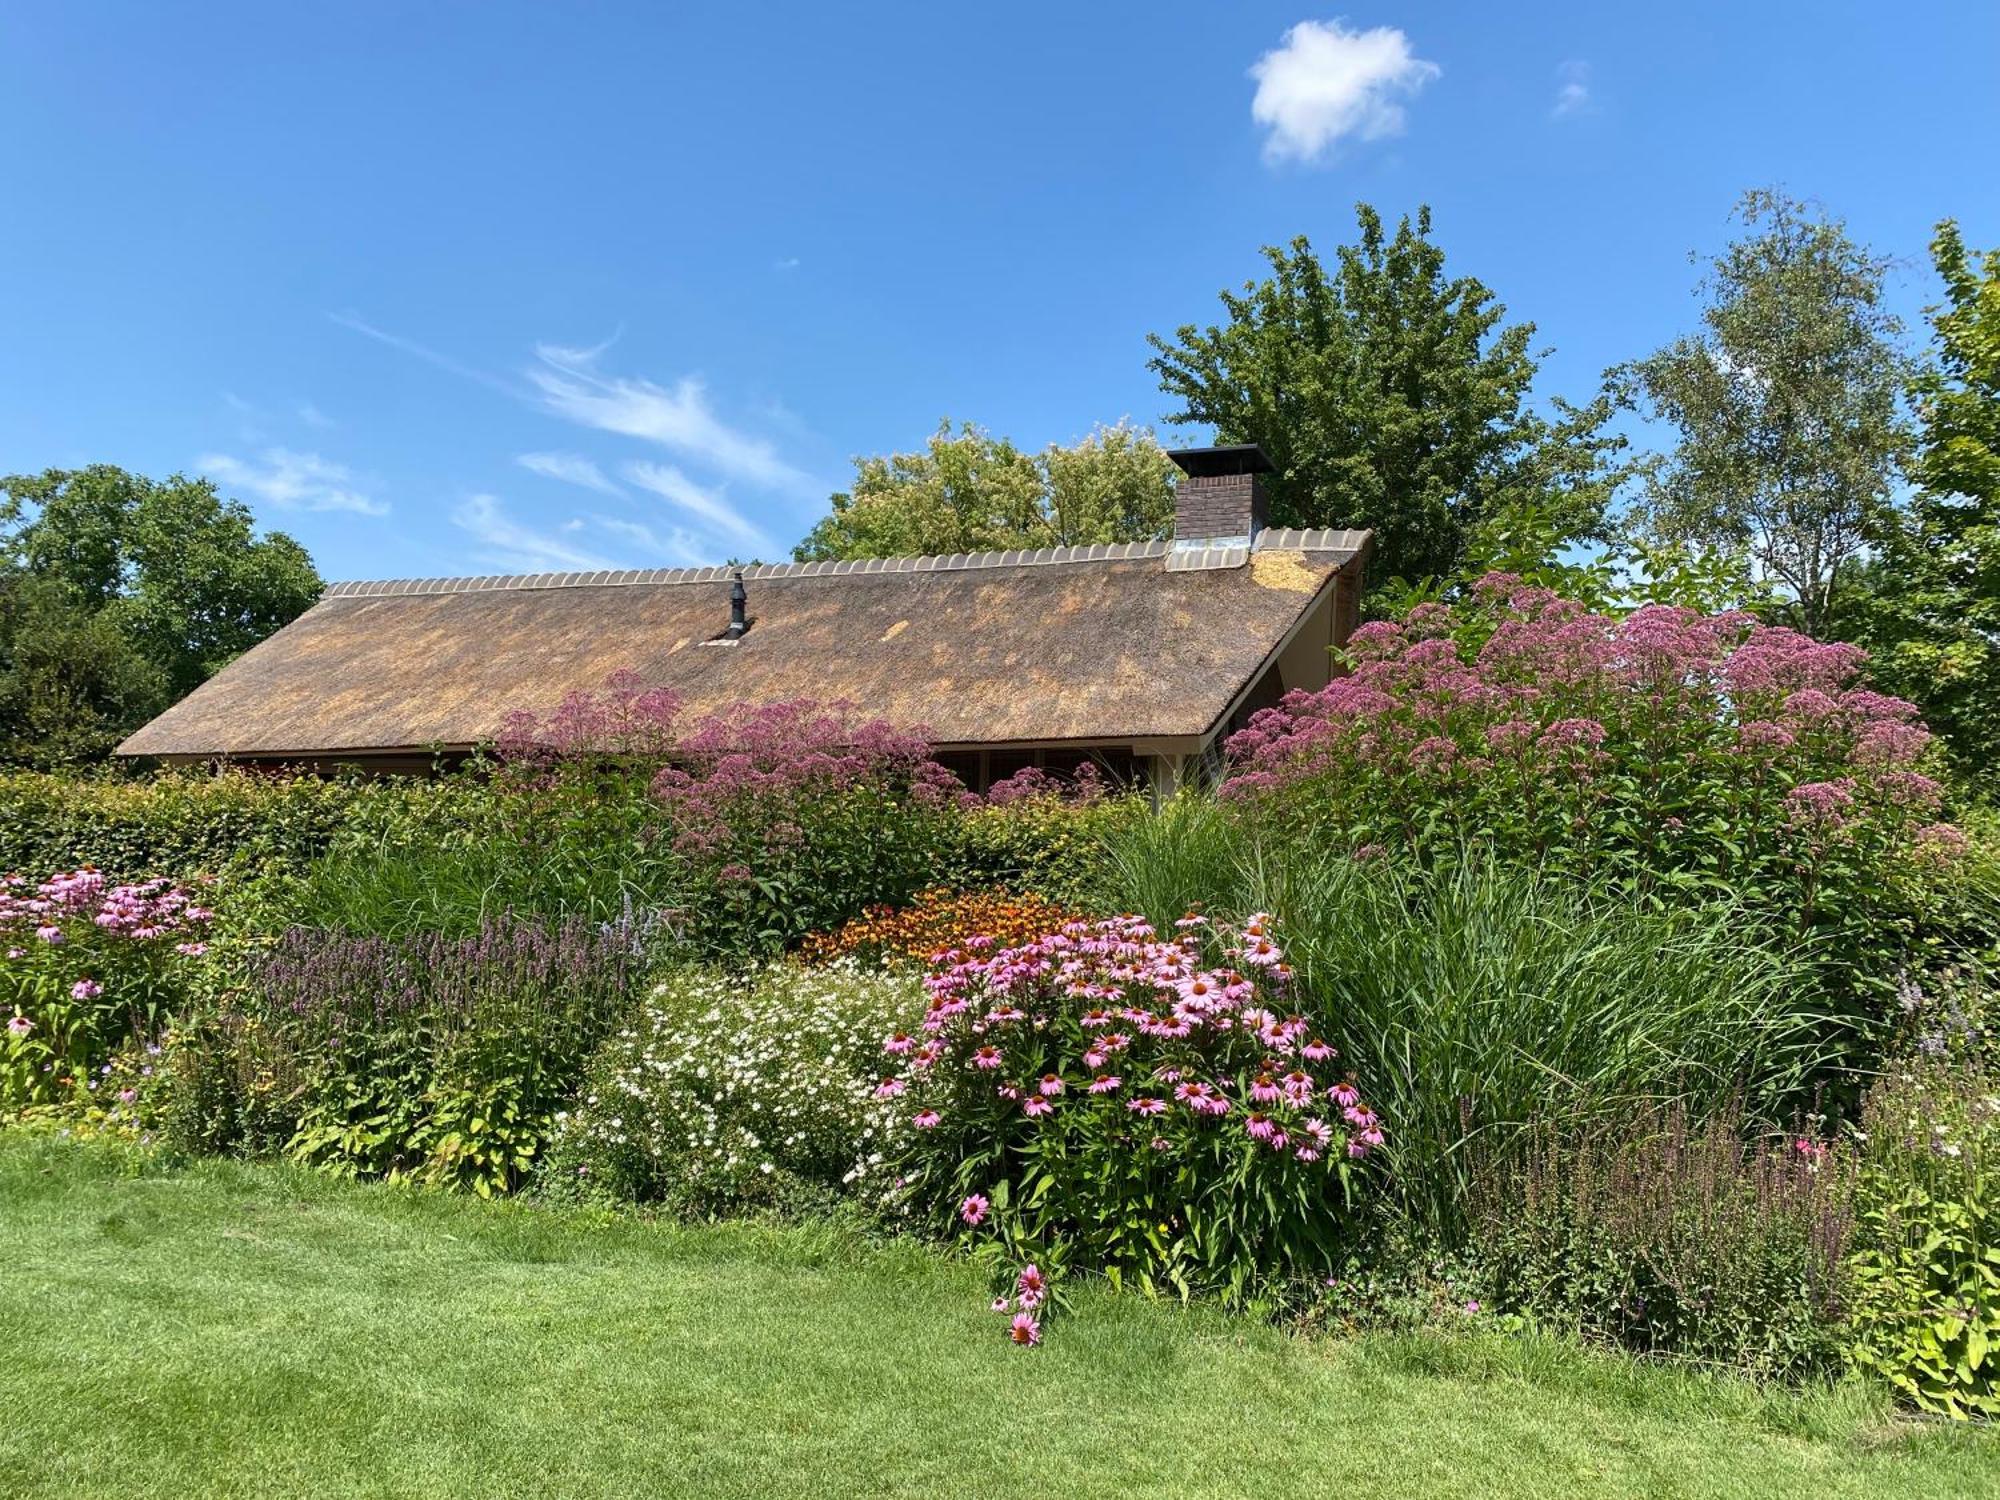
[
  {"x1": 1614, "y1": 190, "x2": 1910, "y2": 640},
  {"x1": 0, "y1": 465, "x2": 322, "y2": 763},
  {"x1": 794, "y1": 420, "x2": 1176, "y2": 561},
  {"x1": 1146, "y1": 205, "x2": 1628, "y2": 584},
  {"x1": 1834, "y1": 221, "x2": 2000, "y2": 775}
]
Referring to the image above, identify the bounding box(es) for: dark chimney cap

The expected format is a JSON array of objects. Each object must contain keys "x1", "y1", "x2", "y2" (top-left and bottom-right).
[{"x1": 1166, "y1": 443, "x2": 1275, "y2": 479}]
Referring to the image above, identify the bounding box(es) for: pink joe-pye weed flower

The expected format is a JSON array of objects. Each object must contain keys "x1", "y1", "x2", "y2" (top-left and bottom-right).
[
  {"x1": 960, "y1": 1193, "x2": 990, "y2": 1226},
  {"x1": 1009, "y1": 1313, "x2": 1042, "y2": 1347}
]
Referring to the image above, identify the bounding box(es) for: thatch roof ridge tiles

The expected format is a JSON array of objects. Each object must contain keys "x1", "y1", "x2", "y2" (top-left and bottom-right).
[{"x1": 318, "y1": 528, "x2": 1369, "y2": 604}]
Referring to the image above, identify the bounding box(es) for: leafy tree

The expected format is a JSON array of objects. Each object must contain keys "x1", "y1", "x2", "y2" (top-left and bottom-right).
[
  {"x1": 0, "y1": 574, "x2": 168, "y2": 766},
  {"x1": 1147, "y1": 205, "x2": 1628, "y2": 584},
  {"x1": 1833, "y1": 221, "x2": 2000, "y2": 776},
  {"x1": 794, "y1": 420, "x2": 1175, "y2": 561},
  {"x1": 0, "y1": 465, "x2": 321, "y2": 763},
  {"x1": 1614, "y1": 189, "x2": 1911, "y2": 639},
  {"x1": 1, "y1": 466, "x2": 322, "y2": 699}
]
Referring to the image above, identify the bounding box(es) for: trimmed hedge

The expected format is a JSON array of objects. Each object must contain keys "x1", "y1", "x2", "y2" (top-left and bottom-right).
[{"x1": 0, "y1": 770, "x2": 475, "y2": 881}]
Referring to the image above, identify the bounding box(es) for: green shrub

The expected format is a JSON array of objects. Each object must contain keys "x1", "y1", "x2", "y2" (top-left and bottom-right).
[
  {"x1": 167, "y1": 916, "x2": 639, "y2": 1195},
  {"x1": 549, "y1": 962, "x2": 921, "y2": 1213},
  {"x1": 1846, "y1": 1061, "x2": 2000, "y2": 1418},
  {"x1": 935, "y1": 797, "x2": 1143, "y2": 911},
  {"x1": 0, "y1": 768, "x2": 440, "y2": 881},
  {"x1": 1465, "y1": 1105, "x2": 1854, "y2": 1381}
]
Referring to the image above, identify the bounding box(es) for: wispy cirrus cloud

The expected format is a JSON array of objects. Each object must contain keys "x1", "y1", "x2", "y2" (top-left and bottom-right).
[
  {"x1": 530, "y1": 343, "x2": 817, "y2": 497},
  {"x1": 624, "y1": 461, "x2": 770, "y2": 550},
  {"x1": 1250, "y1": 20, "x2": 1439, "y2": 165},
  {"x1": 450, "y1": 494, "x2": 618, "y2": 573},
  {"x1": 590, "y1": 512, "x2": 705, "y2": 565},
  {"x1": 197, "y1": 448, "x2": 388, "y2": 516},
  {"x1": 329, "y1": 312, "x2": 519, "y2": 395},
  {"x1": 515, "y1": 450, "x2": 625, "y2": 498}
]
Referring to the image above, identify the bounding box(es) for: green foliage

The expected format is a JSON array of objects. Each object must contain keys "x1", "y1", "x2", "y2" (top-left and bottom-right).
[
  {"x1": 0, "y1": 576, "x2": 168, "y2": 766},
  {"x1": 0, "y1": 767, "x2": 454, "y2": 882},
  {"x1": 1614, "y1": 190, "x2": 1910, "y2": 639},
  {"x1": 1148, "y1": 206, "x2": 1629, "y2": 584},
  {"x1": 1835, "y1": 221, "x2": 2000, "y2": 779},
  {"x1": 1466, "y1": 1105, "x2": 1854, "y2": 1381},
  {"x1": 1846, "y1": 1061, "x2": 2000, "y2": 1419},
  {"x1": 551, "y1": 962, "x2": 921, "y2": 1212},
  {"x1": 935, "y1": 795, "x2": 1142, "y2": 911},
  {"x1": 0, "y1": 466, "x2": 321, "y2": 766},
  {"x1": 794, "y1": 419, "x2": 1176, "y2": 561}
]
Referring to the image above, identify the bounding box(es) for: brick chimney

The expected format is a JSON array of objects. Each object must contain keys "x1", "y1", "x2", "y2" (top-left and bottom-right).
[{"x1": 1166, "y1": 443, "x2": 1273, "y2": 548}]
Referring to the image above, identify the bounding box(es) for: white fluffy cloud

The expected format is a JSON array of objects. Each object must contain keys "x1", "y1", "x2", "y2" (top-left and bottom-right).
[
  {"x1": 1250, "y1": 20, "x2": 1440, "y2": 164},
  {"x1": 530, "y1": 344, "x2": 816, "y2": 497},
  {"x1": 515, "y1": 451, "x2": 625, "y2": 497},
  {"x1": 197, "y1": 448, "x2": 387, "y2": 516}
]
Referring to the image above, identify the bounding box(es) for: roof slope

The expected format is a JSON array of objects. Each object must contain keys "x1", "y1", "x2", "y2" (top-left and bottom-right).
[{"x1": 116, "y1": 531, "x2": 1368, "y2": 759}]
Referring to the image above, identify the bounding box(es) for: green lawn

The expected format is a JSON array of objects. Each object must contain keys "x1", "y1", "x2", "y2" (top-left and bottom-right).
[{"x1": 2, "y1": 1135, "x2": 1992, "y2": 1500}]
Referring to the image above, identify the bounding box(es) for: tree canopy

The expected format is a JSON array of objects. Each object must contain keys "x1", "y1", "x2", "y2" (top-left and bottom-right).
[
  {"x1": 1614, "y1": 190, "x2": 1910, "y2": 640},
  {"x1": 0, "y1": 465, "x2": 322, "y2": 764},
  {"x1": 1147, "y1": 205, "x2": 1627, "y2": 585},
  {"x1": 793, "y1": 421, "x2": 1176, "y2": 562},
  {"x1": 1833, "y1": 220, "x2": 2000, "y2": 773}
]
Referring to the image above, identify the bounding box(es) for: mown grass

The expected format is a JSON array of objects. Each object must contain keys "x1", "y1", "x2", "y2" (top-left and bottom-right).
[{"x1": 1, "y1": 1133, "x2": 1992, "y2": 1500}]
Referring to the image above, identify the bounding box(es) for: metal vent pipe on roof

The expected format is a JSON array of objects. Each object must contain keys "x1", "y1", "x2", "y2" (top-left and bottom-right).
[{"x1": 725, "y1": 570, "x2": 749, "y2": 639}]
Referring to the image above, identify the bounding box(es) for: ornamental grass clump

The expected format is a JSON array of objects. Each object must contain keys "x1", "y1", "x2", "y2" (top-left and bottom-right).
[
  {"x1": 882, "y1": 913, "x2": 1383, "y2": 1310},
  {"x1": 1, "y1": 868, "x2": 214, "y2": 1105},
  {"x1": 550, "y1": 962, "x2": 921, "y2": 1212},
  {"x1": 171, "y1": 915, "x2": 638, "y2": 1195},
  {"x1": 1222, "y1": 576, "x2": 1965, "y2": 950}
]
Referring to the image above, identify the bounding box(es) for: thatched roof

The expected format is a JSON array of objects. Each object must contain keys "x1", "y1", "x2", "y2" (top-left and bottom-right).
[{"x1": 116, "y1": 530, "x2": 1369, "y2": 761}]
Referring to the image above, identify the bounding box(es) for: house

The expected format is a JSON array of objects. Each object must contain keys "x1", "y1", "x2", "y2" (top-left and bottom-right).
[{"x1": 116, "y1": 444, "x2": 1371, "y2": 793}]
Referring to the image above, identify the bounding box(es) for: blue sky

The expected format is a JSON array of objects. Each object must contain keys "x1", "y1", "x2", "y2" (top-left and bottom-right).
[{"x1": 3, "y1": 3, "x2": 1995, "y2": 582}]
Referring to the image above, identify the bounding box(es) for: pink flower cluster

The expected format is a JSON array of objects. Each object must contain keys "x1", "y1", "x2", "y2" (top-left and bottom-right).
[
  {"x1": 880, "y1": 912, "x2": 1381, "y2": 1164},
  {"x1": 649, "y1": 698, "x2": 968, "y2": 854},
  {"x1": 1219, "y1": 575, "x2": 1959, "y2": 866},
  {"x1": 0, "y1": 869, "x2": 214, "y2": 948}
]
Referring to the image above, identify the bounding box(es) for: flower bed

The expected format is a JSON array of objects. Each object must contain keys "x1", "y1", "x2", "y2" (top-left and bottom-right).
[
  {"x1": 881, "y1": 913, "x2": 1383, "y2": 1308},
  {"x1": 1, "y1": 867, "x2": 213, "y2": 1104}
]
